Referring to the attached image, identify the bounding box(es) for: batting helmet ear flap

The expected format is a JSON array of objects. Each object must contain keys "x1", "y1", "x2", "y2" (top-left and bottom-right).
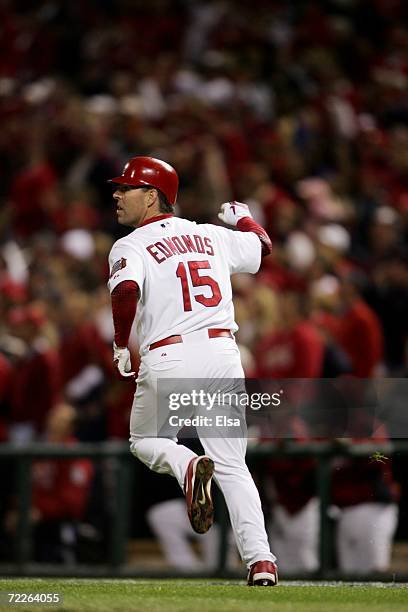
[{"x1": 108, "y1": 157, "x2": 179, "y2": 205}]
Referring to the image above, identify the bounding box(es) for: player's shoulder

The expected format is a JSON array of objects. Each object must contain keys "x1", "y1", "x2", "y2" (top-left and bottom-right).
[
  {"x1": 199, "y1": 222, "x2": 235, "y2": 239},
  {"x1": 173, "y1": 217, "x2": 198, "y2": 232},
  {"x1": 109, "y1": 229, "x2": 143, "y2": 254}
]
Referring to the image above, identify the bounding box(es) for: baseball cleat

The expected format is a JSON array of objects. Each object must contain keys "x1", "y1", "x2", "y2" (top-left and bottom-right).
[
  {"x1": 184, "y1": 455, "x2": 214, "y2": 534},
  {"x1": 247, "y1": 560, "x2": 278, "y2": 586}
]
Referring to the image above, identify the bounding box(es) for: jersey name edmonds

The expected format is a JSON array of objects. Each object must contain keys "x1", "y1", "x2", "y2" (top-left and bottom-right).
[{"x1": 146, "y1": 234, "x2": 215, "y2": 264}]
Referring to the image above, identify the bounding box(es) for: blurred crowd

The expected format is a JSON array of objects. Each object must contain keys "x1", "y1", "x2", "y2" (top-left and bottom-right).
[{"x1": 0, "y1": 0, "x2": 407, "y2": 573}]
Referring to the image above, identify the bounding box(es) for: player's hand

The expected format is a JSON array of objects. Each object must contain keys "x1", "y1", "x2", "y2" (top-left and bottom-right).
[
  {"x1": 113, "y1": 342, "x2": 136, "y2": 381},
  {"x1": 218, "y1": 201, "x2": 253, "y2": 227}
]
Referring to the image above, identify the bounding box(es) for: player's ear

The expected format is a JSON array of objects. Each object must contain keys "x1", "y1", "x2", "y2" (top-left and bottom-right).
[{"x1": 147, "y1": 188, "x2": 159, "y2": 207}]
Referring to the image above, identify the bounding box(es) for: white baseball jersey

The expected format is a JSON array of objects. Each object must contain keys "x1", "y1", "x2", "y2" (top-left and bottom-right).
[{"x1": 107, "y1": 216, "x2": 261, "y2": 353}]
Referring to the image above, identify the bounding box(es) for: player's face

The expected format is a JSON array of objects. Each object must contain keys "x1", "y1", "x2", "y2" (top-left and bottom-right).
[{"x1": 113, "y1": 185, "x2": 148, "y2": 227}]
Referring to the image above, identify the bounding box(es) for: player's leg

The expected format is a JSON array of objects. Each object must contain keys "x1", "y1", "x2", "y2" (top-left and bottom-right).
[
  {"x1": 189, "y1": 336, "x2": 277, "y2": 582},
  {"x1": 201, "y1": 432, "x2": 278, "y2": 585},
  {"x1": 130, "y1": 345, "x2": 216, "y2": 534},
  {"x1": 129, "y1": 344, "x2": 197, "y2": 487},
  {"x1": 130, "y1": 436, "x2": 196, "y2": 486},
  {"x1": 199, "y1": 431, "x2": 275, "y2": 568}
]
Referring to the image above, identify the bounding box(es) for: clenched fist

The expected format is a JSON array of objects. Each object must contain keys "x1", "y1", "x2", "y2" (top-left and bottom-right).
[{"x1": 218, "y1": 201, "x2": 253, "y2": 227}]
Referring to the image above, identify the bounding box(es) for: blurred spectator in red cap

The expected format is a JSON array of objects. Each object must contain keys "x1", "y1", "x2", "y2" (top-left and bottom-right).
[
  {"x1": 6, "y1": 304, "x2": 61, "y2": 441},
  {"x1": 8, "y1": 157, "x2": 63, "y2": 240}
]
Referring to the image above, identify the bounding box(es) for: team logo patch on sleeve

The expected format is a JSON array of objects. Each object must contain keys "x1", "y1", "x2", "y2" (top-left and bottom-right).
[{"x1": 110, "y1": 257, "x2": 127, "y2": 278}]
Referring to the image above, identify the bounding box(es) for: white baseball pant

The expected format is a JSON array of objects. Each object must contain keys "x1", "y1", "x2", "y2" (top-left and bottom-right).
[
  {"x1": 336, "y1": 502, "x2": 398, "y2": 573},
  {"x1": 147, "y1": 498, "x2": 237, "y2": 571},
  {"x1": 129, "y1": 329, "x2": 275, "y2": 568},
  {"x1": 268, "y1": 497, "x2": 319, "y2": 572}
]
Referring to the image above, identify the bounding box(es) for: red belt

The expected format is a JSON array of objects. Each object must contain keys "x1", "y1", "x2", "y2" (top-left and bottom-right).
[{"x1": 149, "y1": 328, "x2": 233, "y2": 351}]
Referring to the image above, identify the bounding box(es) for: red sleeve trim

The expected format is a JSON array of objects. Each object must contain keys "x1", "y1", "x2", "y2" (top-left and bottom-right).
[
  {"x1": 111, "y1": 280, "x2": 139, "y2": 347},
  {"x1": 236, "y1": 217, "x2": 272, "y2": 257}
]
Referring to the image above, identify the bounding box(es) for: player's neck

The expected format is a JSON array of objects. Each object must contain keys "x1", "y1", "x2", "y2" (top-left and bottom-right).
[{"x1": 138, "y1": 213, "x2": 174, "y2": 228}]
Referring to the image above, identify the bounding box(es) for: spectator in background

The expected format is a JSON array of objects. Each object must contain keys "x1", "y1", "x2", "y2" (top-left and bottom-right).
[
  {"x1": 255, "y1": 291, "x2": 325, "y2": 379},
  {"x1": 364, "y1": 251, "x2": 408, "y2": 374},
  {"x1": 258, "y1": 414, "x2": 319, "y2": 574},
  {"x1": 57, "y1": 290, "x2": 112, "y2": 390},
  {"x1": 331, "y1": 416, "x2": 400, "y2": 574},
  {"x1": 4, "y1": 403, "x2": 94, "y2": 563},
  {"x1": 336, "y1": 275, "x2": 384, "y2": 377},
  {"x1": 9, "y1": 155, "x2": 62, "y2": 240},
  {"x1": 310, "y1": 276, "x2": 354, "y2": 378},
  {"x1": 56, "y1": 290, "x2": 115, "y2": 441},
  {"x1": 312, "y1": 275, "x2": 384, "y2": 377},
  {"x1": 6, "y1": 304, "x2": 60, "y2": 441},
  {"x1": 0, "y1": 0, "x2": 406, "y2": 574}
]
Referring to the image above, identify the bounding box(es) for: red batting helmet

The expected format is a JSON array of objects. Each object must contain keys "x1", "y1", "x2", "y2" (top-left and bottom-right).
[{"x1": 108, "y1": 156, "x2": 178, "y2": 205}]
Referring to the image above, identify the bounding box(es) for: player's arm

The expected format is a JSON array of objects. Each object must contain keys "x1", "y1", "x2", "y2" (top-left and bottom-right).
[
  {"x1": 218, "y1": 201, "x2": 272, "y2": 257},
  {"x1": 111, "y1": 280, "x2": 139, "y2": 380}
]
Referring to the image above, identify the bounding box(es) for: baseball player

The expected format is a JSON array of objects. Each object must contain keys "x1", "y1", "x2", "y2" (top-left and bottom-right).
[{"x1": 107, "y1": 156, "x2": 278, "y2": 586}]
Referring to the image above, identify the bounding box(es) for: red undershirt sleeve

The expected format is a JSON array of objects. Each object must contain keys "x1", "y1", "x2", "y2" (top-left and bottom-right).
[
  {"x1": 111, "y1": 280, "x2": 139, "y2": 347},
  {"x1": 236, "y1": 217, "x2": 272, "y2": 257}
]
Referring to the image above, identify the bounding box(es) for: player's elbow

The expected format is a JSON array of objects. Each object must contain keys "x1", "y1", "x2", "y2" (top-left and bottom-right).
[
  {"x1": 259, "y1": 233, "x2": 272, "y2": 257},
  {"x1": 111, "y1": 280, "x2": 140, "y2": 299}
]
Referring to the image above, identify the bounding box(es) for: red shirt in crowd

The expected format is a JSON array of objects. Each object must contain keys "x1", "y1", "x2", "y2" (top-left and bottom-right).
[
  {"x1": 336, "y1": 300, "x2": 384, "y2": 377},
  {"x1": 261, "y1": 416, "x2": 317, "y2": 515},
  {"x1": 8, "y1": 345, "x2": 60, "y2": 434},
  {"x1": 256, "y1": 320, "x2": 325, "y2": 379},
  {"x1": 59, "y1": 322, "x2": 113, "y2": 386},
  {"x1": 9, "y1": 161, "x2": 61, "y2": 239},
  {"x1": 331, "y1": 421, "x2": 400, "y2": 507},
  {"x1": 31, "y1": 438, "x2": 94, "y2": 521}
]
